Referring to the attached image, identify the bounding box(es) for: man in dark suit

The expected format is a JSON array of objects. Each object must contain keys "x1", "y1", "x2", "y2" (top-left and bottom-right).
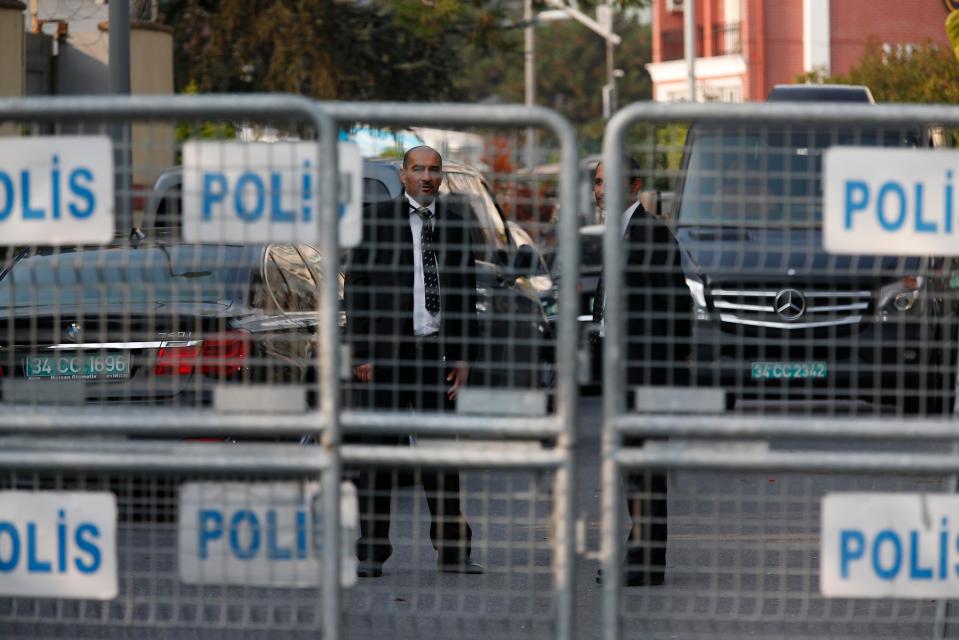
[
  {"x1": 592, "y1": 158, "x2": 691, "y2": 587},
  {"x1": 344, "y1": 146, "x2": 482, "y2": 578}
]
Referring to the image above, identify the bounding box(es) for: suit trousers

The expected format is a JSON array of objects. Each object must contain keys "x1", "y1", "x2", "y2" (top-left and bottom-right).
[
  {"x1": 623, "y1": 438, "x2": 668, "y2": 574},
  {"x1": 624, "y1": 391, "x2": 668, "y2": 576},
  {"x1": 352, "y1": 337, "x2": 473, "y2": 565}
]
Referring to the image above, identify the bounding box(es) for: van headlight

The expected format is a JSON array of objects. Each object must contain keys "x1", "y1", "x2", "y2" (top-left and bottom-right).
[
  {"x1": 876, "y1": 276, "x2": 924, "y2": 318},
  {"x1": 685, "y1": 277, "x2": 710, "y2": 321}
]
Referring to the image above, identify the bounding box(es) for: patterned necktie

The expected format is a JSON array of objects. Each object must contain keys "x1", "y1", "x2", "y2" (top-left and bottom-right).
[{"x1": 415, "y1": 206, "x2": 441, "y2": 316}]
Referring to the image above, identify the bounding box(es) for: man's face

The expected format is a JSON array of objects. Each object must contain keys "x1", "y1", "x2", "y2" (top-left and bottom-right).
[
  {"x1": 401, "y1": 148, "x2": 443, "y2": 205},
  {"x1": 593, "y1": 162, "x2": 642, "y2": 212},
  {"x1": 593, "y1": 162, "x2": 607, "y2": 211}
]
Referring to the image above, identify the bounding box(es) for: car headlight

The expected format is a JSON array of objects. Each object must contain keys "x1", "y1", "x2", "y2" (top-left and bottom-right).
[
  {"x1": 876, "y1": 276, "x2": 925, "y2": 317},
  {"x1": 685, "y1": 277, "x2": 710, "y2": 321}
]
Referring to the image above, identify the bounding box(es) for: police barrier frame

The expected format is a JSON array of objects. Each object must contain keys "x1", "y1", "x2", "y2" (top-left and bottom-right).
[
  {"x1": 600, "y1": 102, "x2": 959, "y2": 640},
  {"x1": 0, "y1": 94, "x2": 344, "y2": 639},
  {"x1": 320, "y1": 102, "x2": 581, "y2": 640}
]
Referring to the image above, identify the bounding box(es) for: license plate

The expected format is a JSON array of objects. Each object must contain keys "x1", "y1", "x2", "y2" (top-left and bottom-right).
[
  {"x1": 24, "y1": 353, "x2": 131, "y2": 380},
  {"x1": 751, "y1": 361, "x2": 827, "y2": 380}
]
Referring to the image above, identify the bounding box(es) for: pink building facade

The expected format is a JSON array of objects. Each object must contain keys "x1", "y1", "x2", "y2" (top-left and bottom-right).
[{"x1": 645, "y1": 0, "x2": 954, "y2": 102}]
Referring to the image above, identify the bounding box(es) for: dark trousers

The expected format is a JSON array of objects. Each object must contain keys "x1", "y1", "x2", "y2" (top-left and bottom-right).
[
  {"x1": 351, "y1": 337, "x2": 472, "y2": 565},
  {"x1": 623, "y1": 444, "x2": 668, "y2": 574}
]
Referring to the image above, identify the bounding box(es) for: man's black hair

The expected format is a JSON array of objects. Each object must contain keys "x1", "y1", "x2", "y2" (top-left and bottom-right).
[
  {"x1": 402, "y1": 145, "x2": 442, "y2": 168},
  {"x1": 594, "y1": 156, "x2": 643, "y2": 182}
]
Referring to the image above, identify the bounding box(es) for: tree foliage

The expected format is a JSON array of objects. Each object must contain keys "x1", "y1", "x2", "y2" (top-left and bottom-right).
[
  {"x1": 456, "y1": 15, "x2": 652, "y2": 149},
  {"x1": 159, "y1": 0, "x2": 651, "y2": 107},
  {"x1": 797, "y1": 37, "x2": 959, "y2": 104},
  {"x1": 947, "y1": 10, "x2": 959, "y2": 62},
  {"x1": 159, "y1": 0, "x2": 513, "y2": 100}
]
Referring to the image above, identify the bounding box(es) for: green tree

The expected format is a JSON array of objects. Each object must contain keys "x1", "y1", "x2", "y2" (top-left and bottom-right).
[
  {"x1": 159, "y1": 1, "x2": 650, "y2": 104},
  {"x1": 159, "y1": 0, "x2": 513, "y2": 100},
  {"x1": 456, "y1": 15, "x2": 652, "y2": 149},
  {"x1": 797, "y1": 37, "x2": 959, "y2": 104}
]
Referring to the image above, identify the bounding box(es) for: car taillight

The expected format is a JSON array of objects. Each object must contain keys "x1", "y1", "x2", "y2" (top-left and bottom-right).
[
  {"x1": 154, "y1": 344, "x2": 199, "y2": 376},
  {"x1": 199, "y1": 331, "x2": 250, "y2": 378},
  {"x1": 154, "y1": 330, "x2": 250, "y2": 378}
]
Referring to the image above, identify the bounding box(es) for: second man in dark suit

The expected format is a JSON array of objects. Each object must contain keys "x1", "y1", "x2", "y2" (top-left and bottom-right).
[{"x1": 593, "y1": 158, "x2": 691, "y2": 587}]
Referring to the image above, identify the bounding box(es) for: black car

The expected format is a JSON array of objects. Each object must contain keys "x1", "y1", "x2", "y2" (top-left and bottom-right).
[
  {"x1": 673, "y1": 118, "x2": 957, "y2": 415},
  {"x1": 144, "y1": 159, "x2": 556, "y2": 391},
  {"x1": 0, "y1": 240, "x2": 326, "y2": 410}
]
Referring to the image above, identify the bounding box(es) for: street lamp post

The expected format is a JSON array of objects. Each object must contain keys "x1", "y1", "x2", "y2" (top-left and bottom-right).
[
  {"x1": 524, "y1": 0, "x2": 536, "y2": 169},
  {"x1": 684, "y1": 0, "x2": 697, "y2": 102}
]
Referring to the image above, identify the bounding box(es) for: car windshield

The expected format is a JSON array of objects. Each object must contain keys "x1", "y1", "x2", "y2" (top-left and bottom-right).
[
  {"x1": 0, "y1": 244, "x2": 251, "y2": 309},
  {"x1": 677, "y1": 124, "x2": 921, "y2": 228}
]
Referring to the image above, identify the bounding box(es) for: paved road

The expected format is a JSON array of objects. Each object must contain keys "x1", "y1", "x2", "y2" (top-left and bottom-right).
[{"x1": 3, "y1": 397, "x2": 957, "y2": 639}]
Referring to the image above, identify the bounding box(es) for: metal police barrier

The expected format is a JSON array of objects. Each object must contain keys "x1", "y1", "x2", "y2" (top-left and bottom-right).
[
  {"x1": 0, "y1": 95, "x2": 346, "y2": 638},
  {"x1": 601, "y1": 102, "x2": 959, "y2": 639},
  {"x1": 322, "y1": 103, "x2": 580, "y2": 639}
]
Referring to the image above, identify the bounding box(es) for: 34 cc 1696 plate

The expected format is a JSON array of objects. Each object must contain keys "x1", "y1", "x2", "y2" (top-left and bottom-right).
[
  {"x1": 24, "y1": 352, "x2": 131, "y2": 380},
  {"x1": 751, "y1": 361, "x2": 828, "y2": 380}
]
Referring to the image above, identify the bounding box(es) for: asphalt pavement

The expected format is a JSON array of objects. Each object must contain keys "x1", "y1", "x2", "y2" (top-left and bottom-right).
[{"x1": 3, "y1": 396, "x2": 958, "y2": 639}]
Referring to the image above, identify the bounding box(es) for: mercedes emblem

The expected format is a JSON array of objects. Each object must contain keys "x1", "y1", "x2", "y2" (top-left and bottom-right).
[{"x1": 774, "y1": 289, "x2": 806, "y2": 321}]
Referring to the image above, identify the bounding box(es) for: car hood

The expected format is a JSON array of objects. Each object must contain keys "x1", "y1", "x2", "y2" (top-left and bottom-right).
[{"x1": 675, "y1": 226, "x2": 925, "y2": 287}]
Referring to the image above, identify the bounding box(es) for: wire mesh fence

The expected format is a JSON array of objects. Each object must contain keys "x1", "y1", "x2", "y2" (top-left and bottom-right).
[
  {"x1": 610, "y1": 445, "x2": 959, "y2": 640},
  {"x1": 600, "y1": 102, "x2": 959, "y2": 640},
  {"x1": 325, "y1": 102, "x2": 580, "y2": 639},
  {"x1": 0, "y1": 97, "x2": 581, "y2": 639}
]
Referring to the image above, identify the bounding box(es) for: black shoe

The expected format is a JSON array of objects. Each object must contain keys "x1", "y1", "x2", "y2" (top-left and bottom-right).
[
  {"x1": 438, "y1": 557, "x2": 484, "y2": 574},
  {"x1": 624, "y1": 569, "x2": 664, "y2": 587},
  {"x1": 595, "y1": 568, "x2": 665, "y2": 587},
  {"x1": 357, "y1": 560, "x2": 383, "y2": 578}
]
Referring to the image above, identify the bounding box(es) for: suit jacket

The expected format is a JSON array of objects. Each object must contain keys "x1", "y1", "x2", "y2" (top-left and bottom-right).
[
  {"x1": 345, "y1": 194, "x2": 480, "y2": 371},
  {"x1": 593, "y1": 204, "x2": 692, "y2": 387}
]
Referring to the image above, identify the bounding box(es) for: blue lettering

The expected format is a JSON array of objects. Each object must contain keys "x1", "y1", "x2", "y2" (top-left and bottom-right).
[
  {"x1": 872, "y1": 529, "x2": 902, "y2": 580},
  {"x1": 229, "y1": 510, "x2": 261, "y2": 560},
  {"x1": 21, "y1": 171, "x2": 44, "y2": 220},
  {"x1": 0, "y1": 522, "x2": 19, "y2": 572},
  {"x1": 941, "y1": 518, "x2": 949, "y2": 579},
  {"x1": 0, "y1": 171, "x2": 12, "y2": 221},
  {"x1": 234, "y1": 173, "x2": 265, "y2": 222},
  {"x1": 198, "y1": 509, "x2": 223, "y2": 560},
  {"x1": 914, "y1": 184, "x2": 936, "y2": 233},
  {"x1": 51, "y1": 156, "x2": 61, "y2": 220},
  {"x1": 68, "y1": 168, "x2": 96, "y2": 219},
  {"x1": 27, "y1": 523, "x2": 51, "y2": 572},
  {"x1": 844, "y1": 181, "x2": 870, "y2": 230},
  {"x1": 57, "y1": 509, "x2": 67, "y2": 573},
  {"x1": 947, "y1": 171, "x2": 954, "y2": 234},
  {"x1": 909, "y1": 530, "x2": 933, "y2": 579},
  {"x1": 202, "y1": 173, "x2": 228, "y2": 221},
  {"x1": 296, "y1": 509, "x2": 307, "y2": 560},
  {"x1": 270, "y1": 173, "x2": 295, "y2": 223},
  {"x1": 302, "y1": 160, "x2": 312, "y2": 223},
  {"x1": 877, "y1": 182, "x2": 907, "y2": 232},
  {"x1": 74, "y1": 523, "x2": 101, "y2": 573},
  {"x1": 267, "y1": 510, "x2": 292, "y2": 560},
  {"x1": 840, "y1": 529, "x2": 865, "y2": 578}
]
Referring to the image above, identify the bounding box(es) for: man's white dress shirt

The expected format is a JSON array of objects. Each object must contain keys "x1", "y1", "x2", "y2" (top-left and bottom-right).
[{"x1": 407, "y1": 194, "x2": 442, "y2": 336}]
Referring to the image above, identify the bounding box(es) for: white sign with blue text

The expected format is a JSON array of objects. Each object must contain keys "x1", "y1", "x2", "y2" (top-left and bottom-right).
[
  {"x1": 182, "y1": 141, "x2": 362, "y2": 246},
  {"x1": 824, "y1": 148, "x2": 959, "y2": 255},
  {"x1": 0, "y1": 491, "x2": 117, "y2": 599},
  {"x1": 821, "y1": 493, "x2": 959, "y2": 598},
  {"x1": 178, "y1": 481, "x2": 358, "y2": 588},
  {"x1": 0, "y1": 137, "x2": 114, "y2": 245}
]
